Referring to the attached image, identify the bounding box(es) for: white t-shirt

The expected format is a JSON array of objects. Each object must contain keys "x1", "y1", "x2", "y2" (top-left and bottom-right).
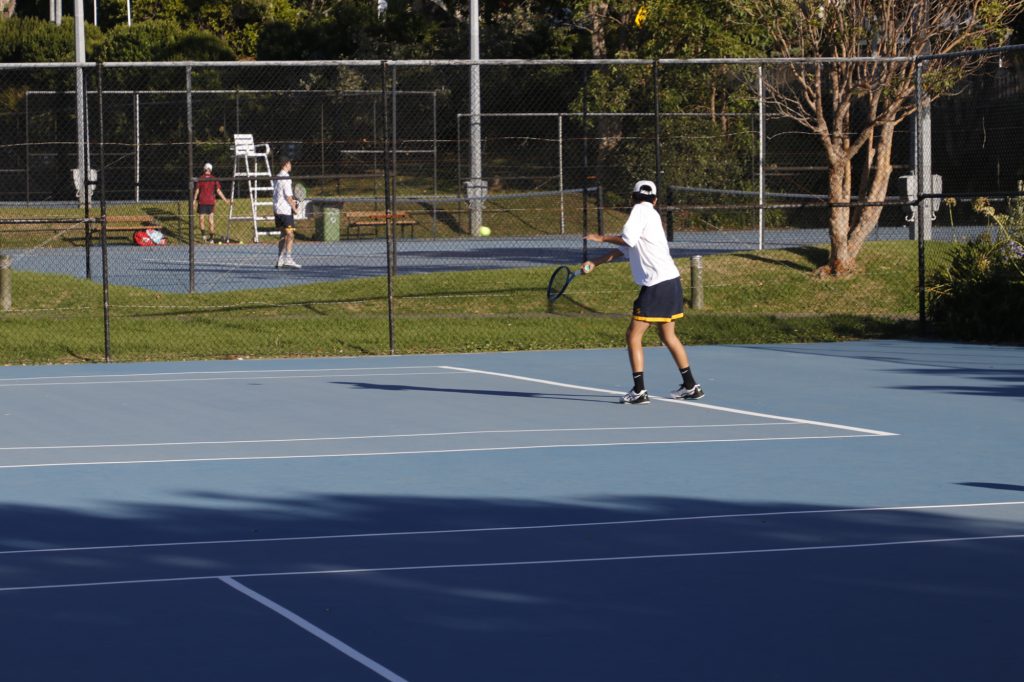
[
  {"x1": 619, "y1": 201, "x2": 679, "y2": 287},
  {"x1": 273, "y1": 170, "x2": 293, "y2": 215}
]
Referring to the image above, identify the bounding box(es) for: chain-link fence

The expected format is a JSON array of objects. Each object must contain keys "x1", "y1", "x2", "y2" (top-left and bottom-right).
[{"x1": 2, "y1": 53, "x2": 1022, "y2": 363}]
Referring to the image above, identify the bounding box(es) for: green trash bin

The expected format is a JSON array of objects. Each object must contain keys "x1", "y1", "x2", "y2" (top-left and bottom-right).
[{"x1": 316, "y1": 207, "x2": 341, "y2": 241}]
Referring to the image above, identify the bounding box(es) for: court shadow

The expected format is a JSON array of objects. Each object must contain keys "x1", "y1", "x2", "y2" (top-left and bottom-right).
[
  {"x1": 330, "y1": 380, "x2": 612, "y2": 404},
  {"x1": 958, "y1": 482, "x2": 1024, "y2": 492},
  {"x1": 0, "y1": 491, "x2": 1022, "y2": 681}
]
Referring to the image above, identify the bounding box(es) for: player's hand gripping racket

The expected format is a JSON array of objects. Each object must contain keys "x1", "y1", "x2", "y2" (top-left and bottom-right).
[{"x1": 546, "y1": 262, "x2": 593, "y2": 302}]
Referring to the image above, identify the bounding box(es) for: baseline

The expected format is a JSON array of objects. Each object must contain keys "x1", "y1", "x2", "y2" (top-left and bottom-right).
[{"x1": 442, "y1": 366, "x2": 897, "y2": 436}]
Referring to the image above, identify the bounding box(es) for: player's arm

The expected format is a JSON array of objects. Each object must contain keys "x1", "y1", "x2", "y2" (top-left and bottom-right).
[
  {"x1": 582, "y1": 233, "x2": 624, "y2": 272},
  {"x1": 586, "y1": 233, "x2": 628, "y2": 247}
]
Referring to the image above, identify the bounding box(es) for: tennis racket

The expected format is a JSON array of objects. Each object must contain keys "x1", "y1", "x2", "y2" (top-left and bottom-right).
[
  {"x1": 546, "y1": 263, "x2": 592, "y2": 302},
  {"x1": 293, "y1": 182, "x2": 308, "y2": 219}
]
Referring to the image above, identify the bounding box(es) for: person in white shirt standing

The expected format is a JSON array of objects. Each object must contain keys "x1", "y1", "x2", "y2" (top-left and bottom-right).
[
  {"x1": 582, "y1": 180, "x2": 704, "y2": 404},
  {"x1": 273, "y1": 158, "x2": 301, "y2": 269}
]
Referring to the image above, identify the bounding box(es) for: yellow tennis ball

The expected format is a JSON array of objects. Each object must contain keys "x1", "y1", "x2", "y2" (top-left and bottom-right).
[{"x1": 479, "y1": 226, "x2": 491, "y2": 236}]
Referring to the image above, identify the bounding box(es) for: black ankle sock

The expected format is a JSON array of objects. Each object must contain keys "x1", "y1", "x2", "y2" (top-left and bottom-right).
[
  {"x1": 632, "y1": 372, "x2": 645, "y2": 392},
  {"x1": 679, "y1": 367, "x2": 696, "y2": 389}
]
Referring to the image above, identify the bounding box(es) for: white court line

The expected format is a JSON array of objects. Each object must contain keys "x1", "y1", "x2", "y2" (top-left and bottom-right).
[
  {"x1": 220, "y1": 577, "x2": 408, "y2": 682},
  {"x1": 3, "y1": 531, "x2": 1023, "y2": 594},
  {"x1": 442, "y1": 366, "x2": 898, "y2": 437},
  {"x1": 3, "y1": 500, "x2": 1022, "y2": 557},
  {"x1": 0, "y1": 366, "x2": 444, "y2": 383},
  {"x1": 0, "y1": 433, "x2": 883, "y2": 470},
  {"x1": 0, "y1": 371, "x2": 458, "y2": 388},
  {"x1": 0, "y1": 423, "x2": 787, "y2": 452}
]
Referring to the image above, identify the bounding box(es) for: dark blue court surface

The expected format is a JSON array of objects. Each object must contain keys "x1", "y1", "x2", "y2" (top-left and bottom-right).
[{"x1": 1, "y1": 340, "x2": 1022, "y2": 681}]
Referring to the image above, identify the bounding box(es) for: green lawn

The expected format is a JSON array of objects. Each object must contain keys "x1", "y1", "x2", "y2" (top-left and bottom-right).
[{"x1": 0, "y1": 241, "x2": 946, "y2": 364}]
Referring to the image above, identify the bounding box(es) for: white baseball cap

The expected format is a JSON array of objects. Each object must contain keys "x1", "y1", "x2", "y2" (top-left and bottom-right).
[
  {"x1": 203, "y1": 162, "x2": 213, "y2": 171},
  {"x1": 632, "y1": 180, "x2": 657, "y2": 197}
]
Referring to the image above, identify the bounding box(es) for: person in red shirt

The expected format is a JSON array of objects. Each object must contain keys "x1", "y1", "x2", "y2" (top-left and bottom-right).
[{"x1": 193, "y1": 163, "x2": 232, "y2": 242}]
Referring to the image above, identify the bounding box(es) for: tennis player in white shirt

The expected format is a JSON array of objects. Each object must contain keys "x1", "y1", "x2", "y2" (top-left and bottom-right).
[{"x1": 582, "y1": 180, "x2": 704, "y2": 404}]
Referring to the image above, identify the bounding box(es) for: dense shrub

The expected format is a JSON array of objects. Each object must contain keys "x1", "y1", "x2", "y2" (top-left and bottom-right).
[
  {"x1": 927, "y1": 198, "x2": 1024, "y2": 343},
  {"x1": 0, "y1": 15, "x2": 101, "y2": 62},
  {"x1": 94, "y1": 20, "x2": 234, "y2": 62}
]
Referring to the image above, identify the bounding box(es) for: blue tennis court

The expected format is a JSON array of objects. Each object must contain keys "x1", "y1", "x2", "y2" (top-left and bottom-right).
[
  {"x1": 1, "y1": 340, "x2": 1022, "y2": 681},
  {"x1": 4, "y1": 225, "x2": 982, "y2": 293}
]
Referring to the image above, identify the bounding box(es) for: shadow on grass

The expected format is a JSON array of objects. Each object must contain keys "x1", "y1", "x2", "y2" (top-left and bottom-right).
[{"x1": 732, "y1": 245, "x2": 829, "y2": 273}]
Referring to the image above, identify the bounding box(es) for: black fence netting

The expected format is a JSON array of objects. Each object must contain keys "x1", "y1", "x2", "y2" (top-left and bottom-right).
[{"x1": 2, "y1": 53, "x2": 1021, "y2": 363}]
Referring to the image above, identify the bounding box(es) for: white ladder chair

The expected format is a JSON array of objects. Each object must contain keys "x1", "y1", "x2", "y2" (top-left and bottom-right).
[{"x1": 227, "y1": 134, "x2": 277, "y2": 243}]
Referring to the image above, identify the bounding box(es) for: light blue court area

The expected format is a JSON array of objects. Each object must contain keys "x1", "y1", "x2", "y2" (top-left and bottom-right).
[{"x1": 0, "y1": 340, "x2": 1022, "y2": 681}]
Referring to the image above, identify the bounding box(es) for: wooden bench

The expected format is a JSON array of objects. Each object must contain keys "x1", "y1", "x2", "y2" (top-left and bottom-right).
[
  {"x1": 0, "y1": 215, "x2": 160, "y2": 240},
  {"x1": 344, "y1": 211, "x2": 416, "y2": 238}
]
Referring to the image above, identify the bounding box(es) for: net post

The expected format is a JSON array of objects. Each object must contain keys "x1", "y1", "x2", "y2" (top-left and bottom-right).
[
  {"x1": 689, "y1": 255, "x2": 704, "y2": 310},
  {"x1": 0, "y1": 254, "x2": 11, "y2": 312}
]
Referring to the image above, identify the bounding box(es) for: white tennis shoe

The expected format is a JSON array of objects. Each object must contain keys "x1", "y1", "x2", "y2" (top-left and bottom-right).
[
  {"x1": 621, "y1": 389, "x2": 650, "y2": 405},
  {"x1": 670, "y1": 384, "x2": 705, "y2": 400}
]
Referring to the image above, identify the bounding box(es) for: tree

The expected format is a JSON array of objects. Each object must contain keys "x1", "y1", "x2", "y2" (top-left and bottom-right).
[
  {"x1": 561, "y1": 1, "x2": 768, "y2": 194},
  {"x1": 741, "y1": 0, "x2": 1024, "y2": 277}
]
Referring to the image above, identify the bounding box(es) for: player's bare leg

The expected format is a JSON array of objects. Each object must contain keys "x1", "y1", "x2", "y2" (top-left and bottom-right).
[
  {"x1": 657, "y1": 320, "x2": 690, "y2": 368},
  {"x1": 627, "y1": 318, "x2": 650, "y2": 372},
  {"x1": 621, "y1": 318, "x2": 652, "y2": 404},
  {"x1": 659, "y1": 320, "x2": 704, "y2": 400}
]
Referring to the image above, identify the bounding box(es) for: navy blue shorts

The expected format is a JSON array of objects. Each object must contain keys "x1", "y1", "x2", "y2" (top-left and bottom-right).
[
  {"x1": 632, "y1": 277, "x2": 685, "y2": 323},
  {"x1": 197, "y1": 204, "x2": 214, "y2": 215},
  {"x1": 275, "y1": 213, "x2": 295, "y2": 229}
]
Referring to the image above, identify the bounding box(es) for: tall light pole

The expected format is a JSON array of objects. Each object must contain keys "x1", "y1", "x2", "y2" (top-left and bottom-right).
[
  {"x1": 75, "y1": 0, "x2": 87, "y2": 207},
  {"x1": 466, "y1": 0, "x2": 485, "y2": 235}
]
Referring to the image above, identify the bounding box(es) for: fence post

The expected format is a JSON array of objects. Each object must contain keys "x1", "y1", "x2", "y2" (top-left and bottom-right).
[
  {"x1": 0, "y1": 255, "x2": 11, "y2": 312},
  {"x1": 653, "y1": 59, "x2": 663, "y2": 236},
  {"x1": 666, "y1": 186, "x2": 674, "y2": 241},
  {"x1": 689, "y1": 255, "x2": 704, "y2": 310},
  {"x1": 915, "y1": 61, "x2": 927, "y2": 335}
]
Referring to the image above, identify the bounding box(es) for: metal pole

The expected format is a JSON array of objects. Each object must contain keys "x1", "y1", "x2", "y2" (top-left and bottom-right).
[
  {"x1": 186, "y1": 66, "x2": 195, "y2": 293},
  {"x1": 98, "y1": 63, "x2": 112, "y2": 362},
  {"x1": 126, "y1": 0, "x2": 132, "y2": 26},
  {"x1": 24, "y1": 94, "x2": 29, "y2": 201},
  {"x1": 467, "y1": 0, "x2": 485, "y2": 235},
  {"x1": 758, "y1": 64, "x2": 766, "y2": 250},
  {"x1": 74, "y1": 0, "x2": 86, "y2": 209},
  {"x1": 390, "y1": 65, "x2": 399, "y2": 261},
  {"x1": 581, "y1": 66, "x2": 589, "y2": 261},
  {"x1": 134, "y1": 91, "x2": 140, "y2": 202},
  {"x1": 432, "y1": 91, "x2": 438, "y2": 235},
  {"x1": 558, "y1": 114, "x2": 565, "y2": 235},
  {"x1": 653, "y1": 60, "x2": 664, "y2": 239},
  {"x1": 382, "y1": 61, "x2": 396, "y2": 355},
  {"x1": 0, "y1": 255, "x2": 11, "y2": 312},
  {"x1": 920, "y1": 96, "x2": 933, "y2": 242},
  {"x1": 689, "y1": 255, "x2": 704, "y2": 310},
  {"x1": 915, "y1": 62, "x2": 927, "y2": 335}
]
